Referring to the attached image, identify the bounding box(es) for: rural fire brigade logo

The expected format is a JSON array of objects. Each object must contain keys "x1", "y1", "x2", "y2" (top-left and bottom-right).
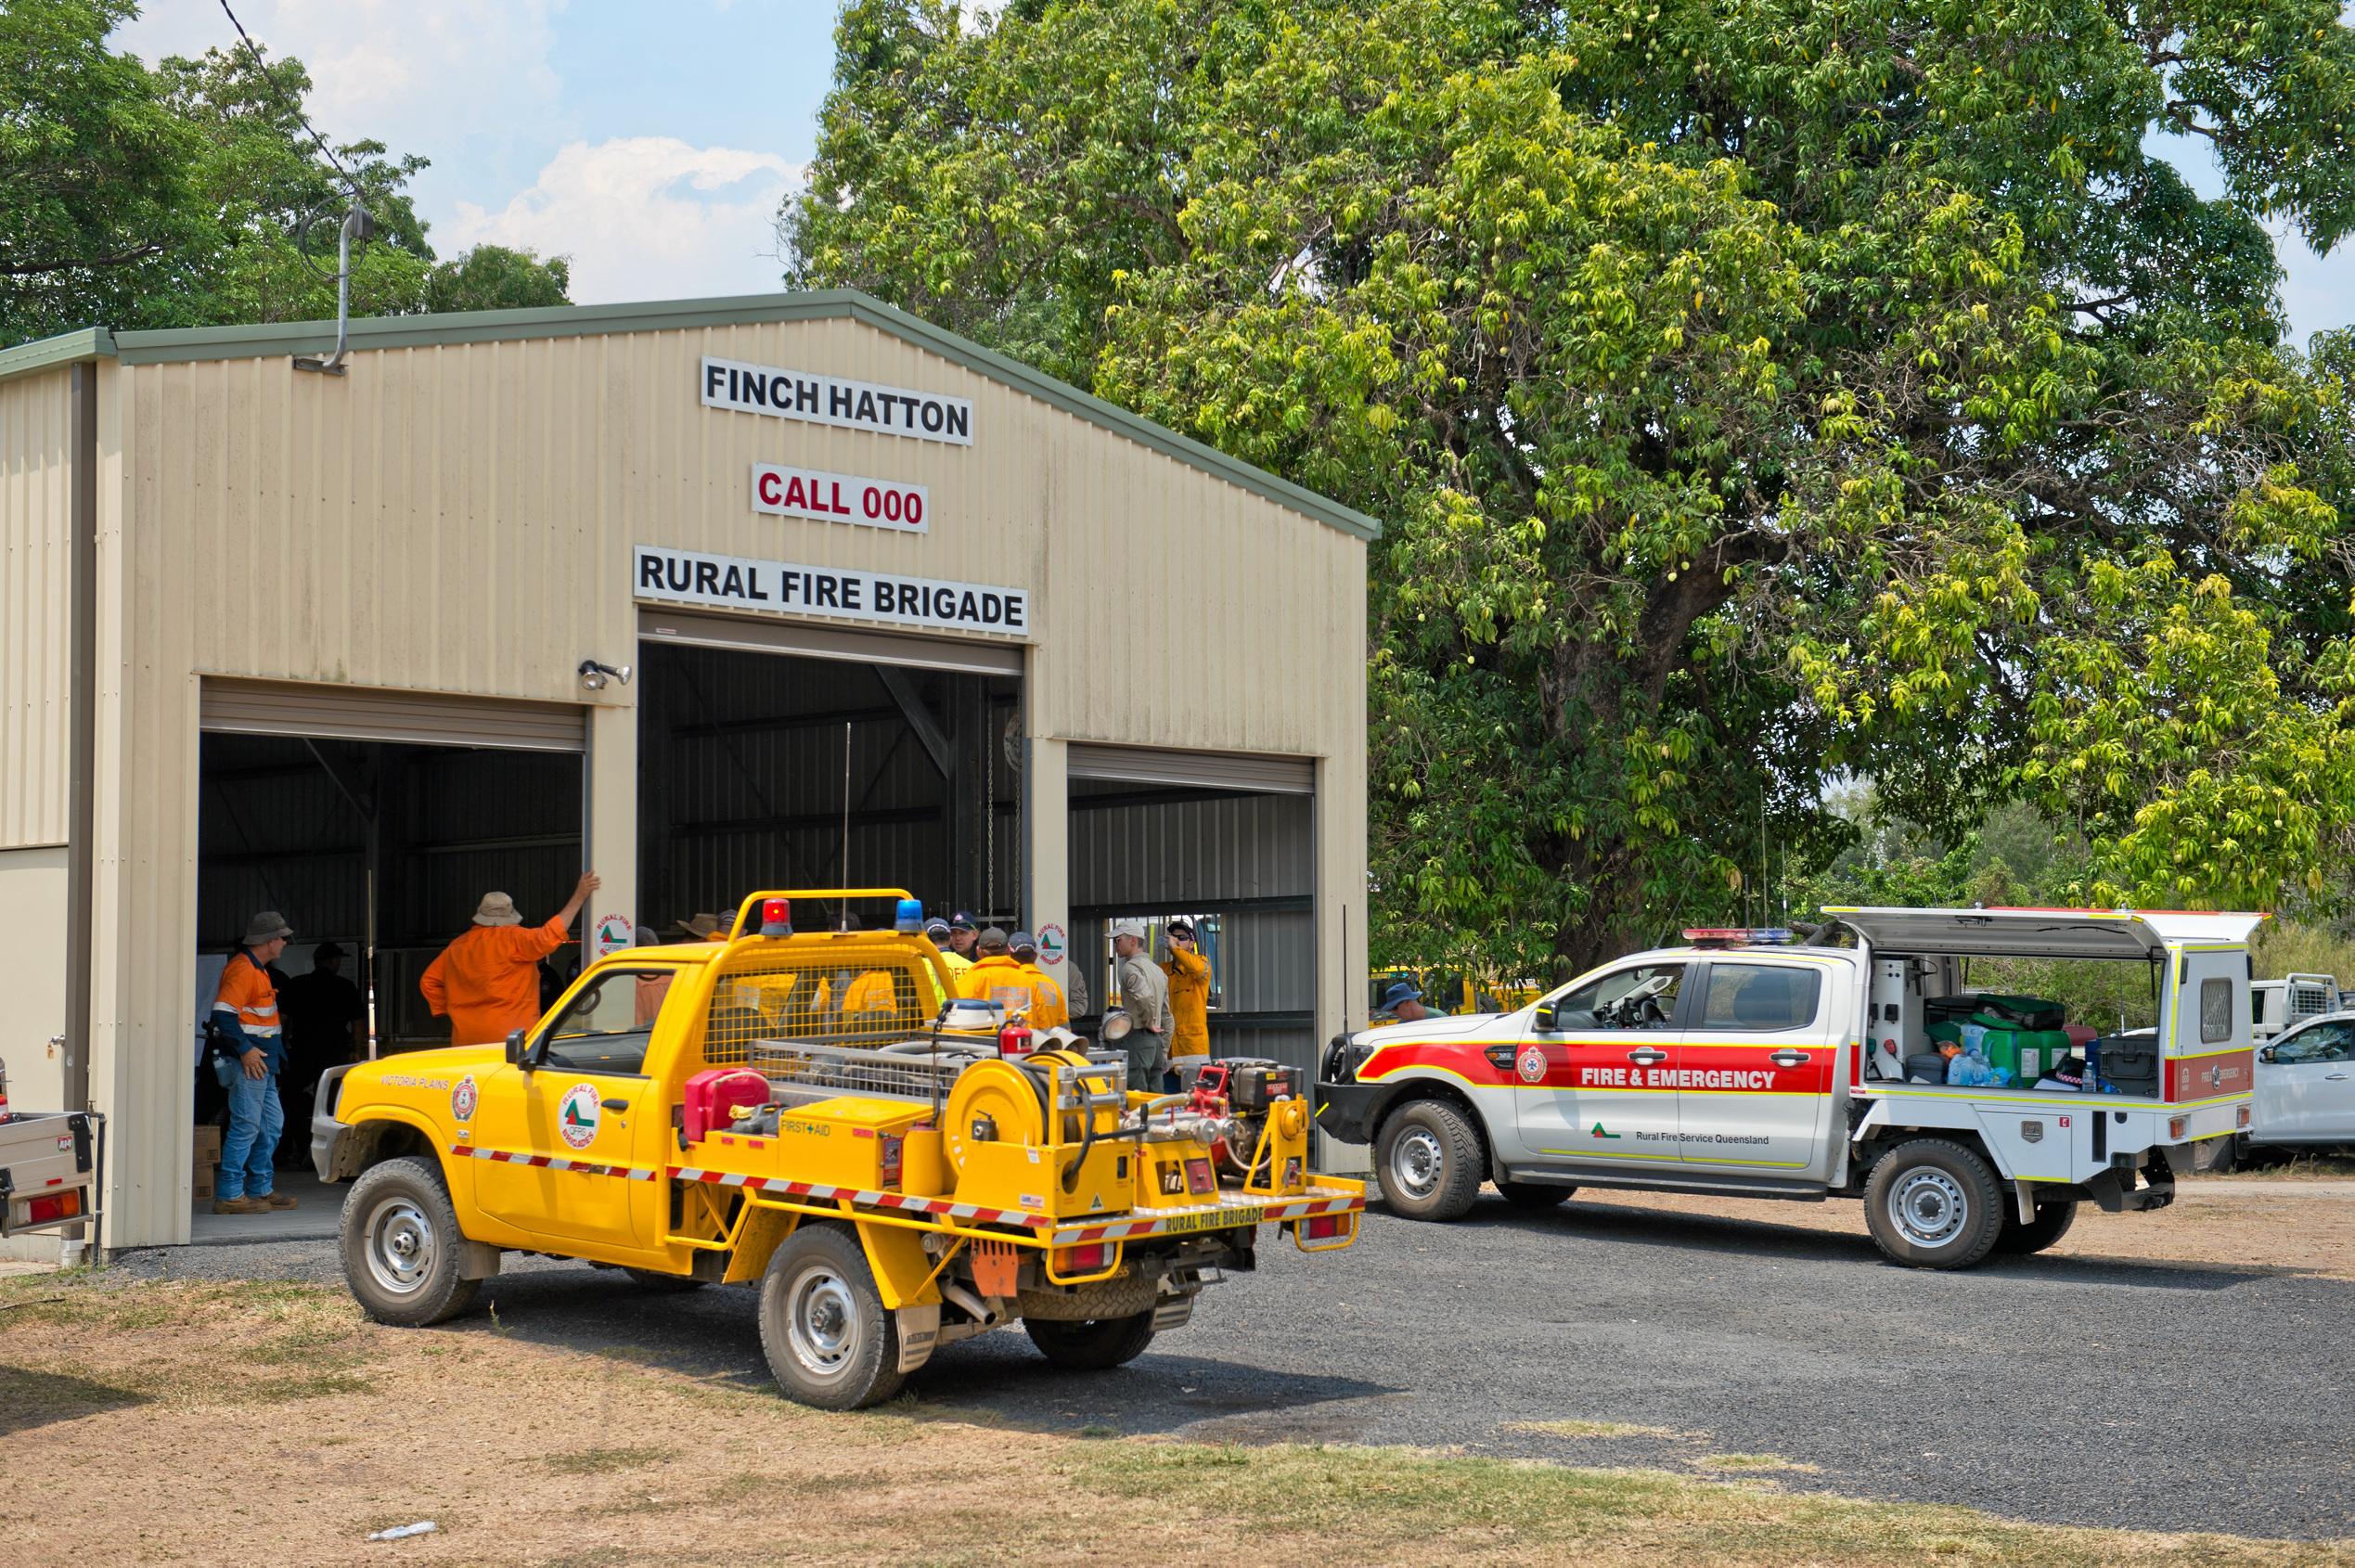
[
  {"x1": 559, "y1": 1083, "x2": 601, "y2": 1150},
  {"x1": 449, "y1": 1075, "x2": 478, "y2": 1124},
  {"x1": 1516, "y1": 1046, "x2": 1547, "y2": 1085}
]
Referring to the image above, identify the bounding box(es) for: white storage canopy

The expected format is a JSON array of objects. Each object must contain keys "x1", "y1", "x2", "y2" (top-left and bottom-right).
[{"x1": 1824, "y1": 906, "x2": 2267, "y2": 959}]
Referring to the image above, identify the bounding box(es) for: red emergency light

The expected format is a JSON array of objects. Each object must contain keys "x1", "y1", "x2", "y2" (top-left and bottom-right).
[
  {"x1": 1681, "y1": 927, "x2": 1795, "y2": 948},
  {"x1": 760, "y1": 898, "x2": 792, "y2": 937}
]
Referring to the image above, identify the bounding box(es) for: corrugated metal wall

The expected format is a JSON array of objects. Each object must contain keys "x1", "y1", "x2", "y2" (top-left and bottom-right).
[
  {"x1": 0, "y1": 366, "x2": 71, "y2": 848},
  {"x1": 84, "y1": 308, "x2": 1369, "y2": 1244}
]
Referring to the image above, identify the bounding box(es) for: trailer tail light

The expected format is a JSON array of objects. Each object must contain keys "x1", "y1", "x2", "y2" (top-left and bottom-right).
[
  {"x1": 23, "y1": 1190, "x2": 79, "y2": 1226},
  {"x1": 879, "y1": 1133, "x2": 904, "y2": 1188},
  {"x1": 760, "y1": 898, "x2": 792, "y2": 937},
  {"x1": 2168, "y1": 1115, "x2": 2188, "y2": 1140},
  {"x1": 1299, "y1": 1213, "x2": 1348, "y2": 1240},
  {"x1": 2237, "y1": 1104, "x2": 2252, "y2": 1129},
  {"x1": 1053, "y1": 1242, "x2": 1110, "y2": 1273}
]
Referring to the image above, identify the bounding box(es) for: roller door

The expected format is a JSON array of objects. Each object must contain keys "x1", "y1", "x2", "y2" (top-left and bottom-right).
[
  {"x1": 637, "y1": 608, "x2": 1023, "y2": 676},
  {"x1": 1066, "y1": 742, "x2": 1313, "y2": 796},
  {"x1": 199, "y1": 679, "x2": 586, "y2": 752}
]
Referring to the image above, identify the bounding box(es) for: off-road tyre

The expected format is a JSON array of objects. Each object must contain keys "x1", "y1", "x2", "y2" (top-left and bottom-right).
[
  {"x1": 1497, "y1": 1180, "x2": 1574, "y2": 1209},
  {"x1": 1862, "y1": 1138, "x2": 2006, "y2": 1270},
  {"x1": 757, "y1": 1225, "x2": 905, "y2": 1410},
  {"x1": 622, "y1": 1267, "x2": 706, "y2": 1292},
  {"x1": 1993, "y1": 1201, "x2": 2078, "y2": 1255},
  {"x1": 340, "y1": 1155, "x2": 483, "y2": 1327},
  {"x1": 1023, "y1": 1311, "x2": 1156, "y2": 1370},
  {"x1": 1375, "y1": 1099, "x2": 1486, "y2": 1222}
]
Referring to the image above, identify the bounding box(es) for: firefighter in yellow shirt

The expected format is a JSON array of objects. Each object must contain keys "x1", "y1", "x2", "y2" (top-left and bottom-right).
[
  {"x1": 1010, "y1": 930, "x2": 1068, "y2": 1029},
  {"x1": 926, "y1": 916, "x2": 972, "y2": 987},
  {"x1": 1160, "y1": 919, "x2": 1213, "y2": 1073}
]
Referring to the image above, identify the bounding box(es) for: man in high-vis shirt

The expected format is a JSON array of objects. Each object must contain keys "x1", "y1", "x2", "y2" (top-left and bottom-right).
[
  {"x1": 211, "y1": 911, "x2": 297, "y2": 1215},
  {"x1": 421, "y1": 871, "x2": 600, "y2": 1046},
  {"x1": 1159, "y1": 919, "x2": 1214, "y2": 1085}
]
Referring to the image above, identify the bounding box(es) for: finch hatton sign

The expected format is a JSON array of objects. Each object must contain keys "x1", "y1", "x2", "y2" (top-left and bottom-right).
[
  {"x1": 635, "y1": 546, "x2": 1030, "y2": 639},
  {"x1": 701, "y1": 355, "x2": 974, "y2": 445}
]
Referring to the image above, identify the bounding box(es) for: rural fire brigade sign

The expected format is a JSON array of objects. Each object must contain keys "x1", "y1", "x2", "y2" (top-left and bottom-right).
[
  {"x1": 635, "y1": 546, "x2": 1030, "y2": 638},
  {"x1": 752, "y1": 463, "x2": 928, "y2": 533}
]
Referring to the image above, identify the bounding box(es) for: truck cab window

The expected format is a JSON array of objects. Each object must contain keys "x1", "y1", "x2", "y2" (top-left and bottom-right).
[
  {"x1": 2276, "y1": 1022, "x2": 2353, "y2": 1065},
  {"x1": 533, "y1": 968, "x2": 670, "y2": 1075},
  {"x1": 1548, "y1": 964, "x2": 1682, "y2": 1030},
  {"x1": 1697, "y1": 964, "x2": 1821, "y2": 1032}
]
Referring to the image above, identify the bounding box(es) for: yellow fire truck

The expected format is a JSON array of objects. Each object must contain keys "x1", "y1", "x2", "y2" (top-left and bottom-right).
[{"x1": 312, "y1": 890, "x2": 1362, "y2": 1407}]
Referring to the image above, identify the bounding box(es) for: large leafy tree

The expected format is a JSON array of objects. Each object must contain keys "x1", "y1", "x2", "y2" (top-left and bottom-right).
[
  {"x1": 792, "y1": 0, "x2": 2355, "y2": 976},
  {"x1": 1, "y1": 0, "x2": 570, "y2": 345}
]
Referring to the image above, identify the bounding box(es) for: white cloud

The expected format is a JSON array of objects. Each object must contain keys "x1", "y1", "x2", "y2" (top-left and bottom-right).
[
  {"x1": 118, "y1": 2, "x2": 569, "y2": 171},
  {"x1": 444, "y1": 137, "x2": 802, "y2": 302}
]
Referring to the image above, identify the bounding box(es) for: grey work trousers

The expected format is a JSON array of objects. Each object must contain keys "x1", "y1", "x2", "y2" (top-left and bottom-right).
[{"x1": 1126, "y1": 1032, "x2": 1168, "y2": 1092}]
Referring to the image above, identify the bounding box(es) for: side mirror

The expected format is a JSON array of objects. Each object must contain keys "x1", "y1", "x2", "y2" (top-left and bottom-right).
[
  {"x1": 507, "y1": 1028, "x2": 531, "y2": 1068},
  {"x1": 1533, "y1": 1002, "x2": 1559, "y2": 1034},
  {"x1": 2258, "y1": 1045, "x2": 2277, "y2": 1064}
]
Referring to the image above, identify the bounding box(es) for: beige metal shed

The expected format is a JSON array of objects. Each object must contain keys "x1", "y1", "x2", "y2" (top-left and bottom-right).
[{"x1": 0, "y1": 289, "x2": 1373, "y2": 1251}]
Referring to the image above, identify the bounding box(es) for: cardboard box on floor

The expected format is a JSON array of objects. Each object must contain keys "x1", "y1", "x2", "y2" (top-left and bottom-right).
[{"x1": 192, "y1": 1124, "x2": 220, "y2": 1202}]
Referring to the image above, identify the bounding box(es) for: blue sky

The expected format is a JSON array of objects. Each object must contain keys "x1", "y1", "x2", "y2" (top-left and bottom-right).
[{"x1": 121, "y1": 4, "x2": 2349, "y2": 343}]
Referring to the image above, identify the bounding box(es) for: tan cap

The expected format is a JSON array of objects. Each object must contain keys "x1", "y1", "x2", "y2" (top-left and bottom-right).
[
  {"x1": 471, "y1": 893, "x2": 523, "y2": 927},
  {"x1": 1110, "y1": 920, "x2": 1146, "y2": 942}
]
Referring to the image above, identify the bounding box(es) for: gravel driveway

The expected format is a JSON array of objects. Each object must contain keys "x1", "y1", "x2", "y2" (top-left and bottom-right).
[{"x1": 113, "y1": 1185, "x2": 2355, "y2": 1540}]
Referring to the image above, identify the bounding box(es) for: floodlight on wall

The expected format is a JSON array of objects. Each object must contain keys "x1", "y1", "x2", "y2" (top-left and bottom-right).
[{"x1": 578, "y1": 659, "x2": 633, "y2": 691}]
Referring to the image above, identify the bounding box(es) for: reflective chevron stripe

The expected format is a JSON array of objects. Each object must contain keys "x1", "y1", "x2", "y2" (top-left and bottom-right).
[{"x1": 449, "y1": 1144, "x2": 659, "y2": 1181}]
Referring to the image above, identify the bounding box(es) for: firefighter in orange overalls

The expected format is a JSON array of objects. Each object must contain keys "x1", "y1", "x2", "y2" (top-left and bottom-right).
[{"x1": 421, "y1": 872, "x2": 600, "y2": 1046}]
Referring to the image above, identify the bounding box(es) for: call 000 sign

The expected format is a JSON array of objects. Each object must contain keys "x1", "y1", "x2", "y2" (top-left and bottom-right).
[{"x1": 752, "y1": 463, "x2": 928, "y2": 533}]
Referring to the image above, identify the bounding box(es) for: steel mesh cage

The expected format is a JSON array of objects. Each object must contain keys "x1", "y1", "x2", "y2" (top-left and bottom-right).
[{"x1": 701, "y1": 951, "x2": 943, "y2": 1067}]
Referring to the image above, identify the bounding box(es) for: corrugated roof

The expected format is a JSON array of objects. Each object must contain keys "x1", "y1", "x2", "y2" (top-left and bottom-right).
[{"x1": 0, "y1": 289, "x2": 1379, "y2": 541}]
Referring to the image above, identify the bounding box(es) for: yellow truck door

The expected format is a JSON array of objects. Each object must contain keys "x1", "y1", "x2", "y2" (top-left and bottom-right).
[{"x1": 467, "y1": 963, "x2": 681, "y2": 1253}]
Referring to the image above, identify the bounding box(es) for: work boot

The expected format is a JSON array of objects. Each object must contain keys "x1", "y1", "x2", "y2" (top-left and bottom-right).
[
  {"x1": 262, "y1": 1191, "x2": 299, "y2": 1210},
  {"x1": 211, "y1": 1196, "x2": 268, "y2": 1215}
]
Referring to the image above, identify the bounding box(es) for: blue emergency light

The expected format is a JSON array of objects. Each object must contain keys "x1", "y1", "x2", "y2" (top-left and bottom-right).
[{"x1": 894, "y1": 897, "x2": 922, "y2": 933}]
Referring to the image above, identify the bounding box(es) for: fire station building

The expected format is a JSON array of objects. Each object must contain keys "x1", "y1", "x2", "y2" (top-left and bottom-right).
[{"x1": 0, "y1": 289, "x2": 1374, "y2": 1251}]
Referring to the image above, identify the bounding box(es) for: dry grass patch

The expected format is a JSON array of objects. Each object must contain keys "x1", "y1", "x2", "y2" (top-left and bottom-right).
[
  {"x1": 1702, "y1": 1453, "x2": 1823, "y2": 1474},
  {"x1": 1507, "y1": 1418, "x2": 1688, "y2": 1441}
]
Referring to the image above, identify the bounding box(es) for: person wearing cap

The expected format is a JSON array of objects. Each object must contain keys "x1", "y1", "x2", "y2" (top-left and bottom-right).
[
  {"x1": 1159, "y1": 919, "x2": 1213, "y2": 1079},
  {"x1": 1111, "y1": 921, "x2": 1173, "y2": 1091},
  {"x1": 958, "y1": 926, "x2": 1040, "y2": 1016},
  {"x1": 927, "y1": 915, "x2": 973, "y2": 984},
  {"x1": 1010, "y1": 931, "x2": 1069, "y2": 1029},
  {"x1": 211, "y1": 912, "x2": 297, "y2": 1214},
  {"x1": 421, "y1": 871, "x2": 601, "y2": 1047},
  {"x1": 1378, "y1": 980, "x2": 1437, "y2": 1024},
  {"x1": 277, "y1": 939, "x2": 367, "y2": 1163}
]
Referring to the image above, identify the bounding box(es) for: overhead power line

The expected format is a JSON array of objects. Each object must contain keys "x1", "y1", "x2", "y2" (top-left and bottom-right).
[{"x1": 216, "y1": 0, "x2": 363, "y2": 199}]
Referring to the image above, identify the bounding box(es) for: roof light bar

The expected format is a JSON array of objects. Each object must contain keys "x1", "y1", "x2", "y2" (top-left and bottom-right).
[{"x1": 1682, "y1": 927, "x2": 1795, "y2": 948}]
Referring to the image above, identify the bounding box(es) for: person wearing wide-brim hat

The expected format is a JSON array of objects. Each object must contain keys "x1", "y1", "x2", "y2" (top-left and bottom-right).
[
  {"x1": 671, "y1": 912, "x2": 727, "y2": 942},
  {"x1": 421, "y1": 872, "x2": 601, "y2": 1047},
  {"x1": 209, "y1": 910, "x2": 296, "y2": 1215}
]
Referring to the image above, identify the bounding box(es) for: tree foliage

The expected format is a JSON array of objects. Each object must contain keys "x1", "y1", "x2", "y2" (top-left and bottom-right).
[
  {"x1": 790, "y1": 0, "x2": 2355, "y2": 975},
  {"x1": 0, "y1": 0, "x2": 571, "y2": 344}
]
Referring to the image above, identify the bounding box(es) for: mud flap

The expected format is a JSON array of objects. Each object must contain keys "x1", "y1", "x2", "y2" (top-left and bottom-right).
[
  {"x1": 1152, "y1": 1292, "x2": 1196, "y2": 1334},
  {"x1": 457, "y1": 1240, "x2": 503, "y2": 1280},
  {"x1": 2013, "y1": 1180, "x2": 2037, "y2": 1226},
  {"x1": 896, "y1": 1302, "x2": 941, "y2": 1374}
]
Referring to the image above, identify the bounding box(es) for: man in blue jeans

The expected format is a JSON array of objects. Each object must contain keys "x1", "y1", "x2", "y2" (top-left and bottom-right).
[{"x1": 212, "y1": 911, "x2": 298, "y2": 1215}]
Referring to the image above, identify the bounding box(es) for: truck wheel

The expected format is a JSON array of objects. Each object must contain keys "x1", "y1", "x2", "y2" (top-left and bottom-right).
[
  {"x1": 1023, "y1": 1312, "x2": 1156, "y2": 1370},
  {"x1": 340, "y1": 1156, "x2": 482, "y2": 1327},
  {"x1": 1863, "y1": 1139, "x2": 2005, "y2": 1270},
  {"x1": 1376, "y1": 1100, "x2": 1485, "y2": 1221},
  {"x1": 757, "y1": 1226, "x2": 906, "y2": 1410},
  {"x1": 1993, "y1": 1201, "x2": 2078, "y2": 1255},
  {"x1": 621, "y1": 1267, "x2": 705, "y2": 1292},
  {"x1": 1497, "y1": 1180, "x2": 1573, "y2": 1209}
]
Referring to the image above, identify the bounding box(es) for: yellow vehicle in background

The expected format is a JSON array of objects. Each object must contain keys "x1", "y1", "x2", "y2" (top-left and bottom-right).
[
  {"x1": 314, "y1": 890, "x2": 1363, "y2": 1408},
  {"x1": 1369, "y1": 967, "x2": 1542, "y2": 1017}
]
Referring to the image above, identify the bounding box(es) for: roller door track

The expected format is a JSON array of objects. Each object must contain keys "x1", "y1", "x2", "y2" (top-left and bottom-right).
[
  {"x1": 199, "y1": 680, "x2": 586, "y2": 752},
  {"x1": 1066, "y1": 742, "x2": 1313, "y2": 796},
  {"x1": 637, "y1": 608, "x2": 1023, "y2": 676}
]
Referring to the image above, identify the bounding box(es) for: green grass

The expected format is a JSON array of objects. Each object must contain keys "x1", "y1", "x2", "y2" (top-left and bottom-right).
[{"x1": 547, "y1": 1445, "x2": 675, "y2": 1476}]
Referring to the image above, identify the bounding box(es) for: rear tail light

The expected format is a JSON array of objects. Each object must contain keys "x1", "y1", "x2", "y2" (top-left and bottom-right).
[
  {"x1": 1300, "y1": 1214, "x2": 1348, "y2": 1240},
  {"x1": 2168, "y1": 1115, "x2": 2188, "y2": 1140},
  {"x1": 759, "y1": 898, "x2": 791, "y2": 937},
  {"x1": 1053, "y1": 1242, "x2": 1110, "y2": 1273},
  {"x1": 2236, "y1": 1105, "x2": 2252, "y2": 1129},
  {"x1": 24, "y1": 1190, "x2": 79, "y2": 1226}
]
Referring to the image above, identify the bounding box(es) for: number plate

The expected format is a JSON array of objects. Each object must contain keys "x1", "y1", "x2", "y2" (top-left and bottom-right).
[{"x1": 1161, "y1": 1204, "x2": 1262, "y2": 1234}]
